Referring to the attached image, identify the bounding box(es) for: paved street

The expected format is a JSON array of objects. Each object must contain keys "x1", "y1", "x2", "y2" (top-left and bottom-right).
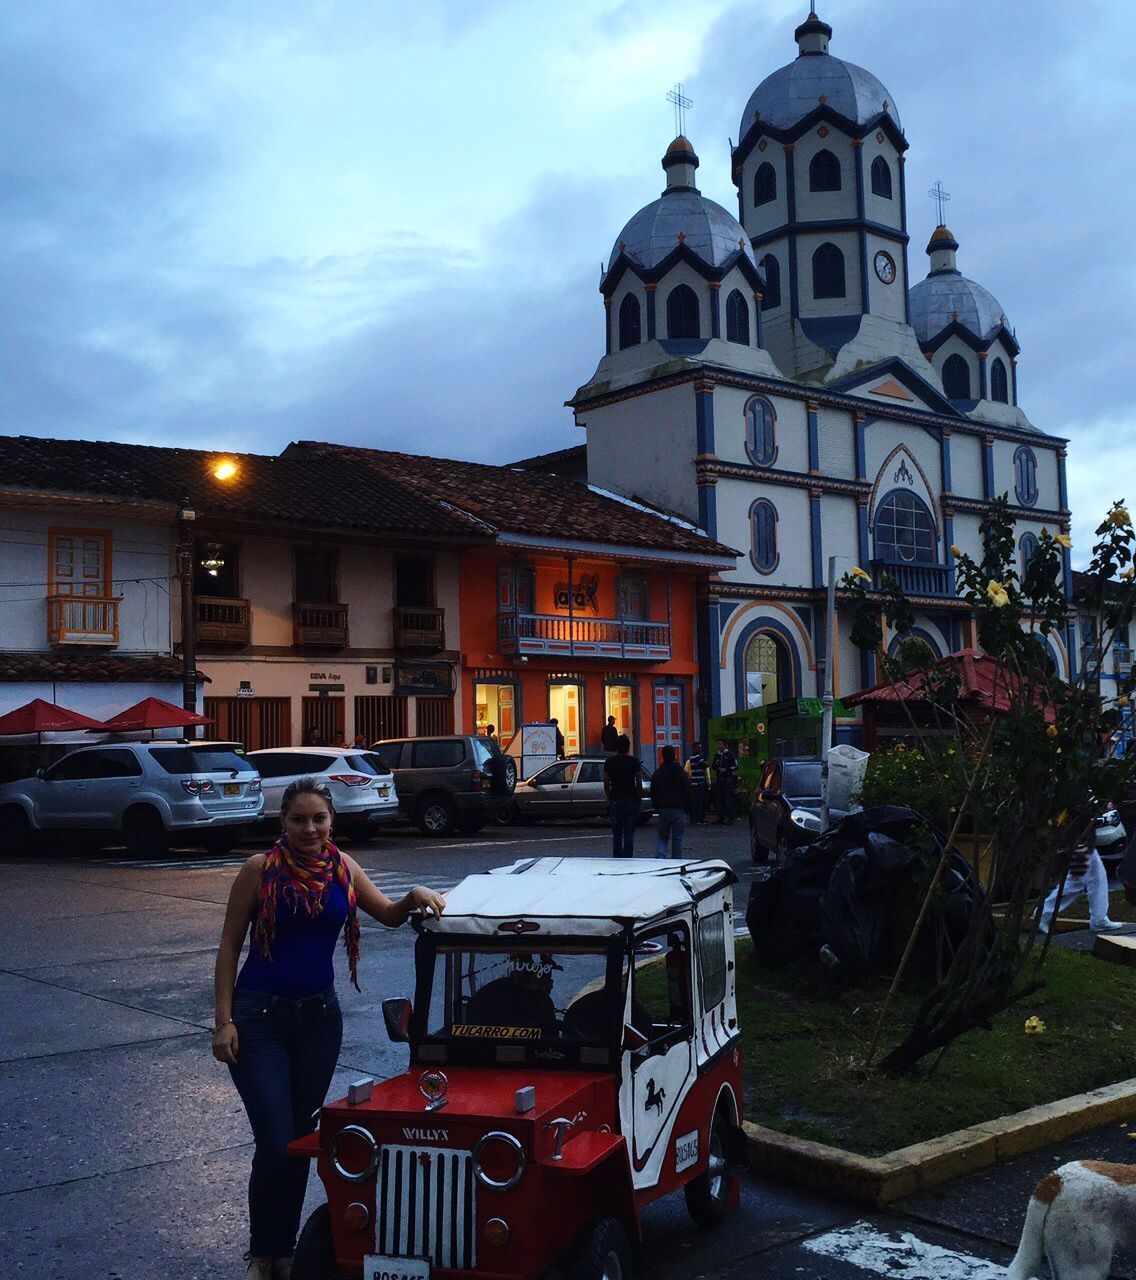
[{"x1": 3, "y1": 819, "x2": 1136, "y2": 1279}]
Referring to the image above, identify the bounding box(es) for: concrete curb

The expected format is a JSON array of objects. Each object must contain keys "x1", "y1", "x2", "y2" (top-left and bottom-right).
[{"x1": 744, "y1": 1078, "x2": 1136, "y2": 1207}]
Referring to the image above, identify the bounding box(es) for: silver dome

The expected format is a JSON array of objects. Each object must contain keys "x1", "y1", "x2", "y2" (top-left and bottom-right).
[
  {"x1": 909, "y1": 273, "x2": 1010, "y2": 344},
  {"x1": 740, "y1": 54, "x2": 901, "y2": 137},
  {"x1": 608, "y1": 191, "x2": 755, "y2": 273}
]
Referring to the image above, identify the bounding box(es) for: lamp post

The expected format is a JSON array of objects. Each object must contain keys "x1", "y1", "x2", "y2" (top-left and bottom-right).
[{"x1": 177, "y1": 498, "x2": 197, "y2": 717}]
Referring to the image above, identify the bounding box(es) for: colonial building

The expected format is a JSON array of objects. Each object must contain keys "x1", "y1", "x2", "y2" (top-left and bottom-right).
[{"x1": 568, "y1": 9, "x2": 1071, "y2": 736}]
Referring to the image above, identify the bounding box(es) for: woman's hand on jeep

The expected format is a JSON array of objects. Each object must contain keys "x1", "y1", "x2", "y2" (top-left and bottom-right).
[{"x1": 404, "y1": 886, "x2": 446, "y2": 919}]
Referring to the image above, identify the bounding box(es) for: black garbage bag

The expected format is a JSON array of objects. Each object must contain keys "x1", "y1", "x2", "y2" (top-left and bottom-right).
[{"x1": 747, "y1": 804, "x2": 986, "y2": 977}]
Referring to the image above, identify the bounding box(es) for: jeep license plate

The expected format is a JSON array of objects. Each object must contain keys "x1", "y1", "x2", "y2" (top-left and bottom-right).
[
  {"x1": 363, "y1": 1257, "x2": 429, "y2": 1280},
  {"x1": 223, "y1": 783, "x2": 240, "y2": 795}
]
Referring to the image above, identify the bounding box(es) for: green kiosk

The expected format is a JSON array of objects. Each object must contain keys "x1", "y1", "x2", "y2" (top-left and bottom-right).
[{"x1": 707, "y1": 697, "x2": 855, "y2": 790}]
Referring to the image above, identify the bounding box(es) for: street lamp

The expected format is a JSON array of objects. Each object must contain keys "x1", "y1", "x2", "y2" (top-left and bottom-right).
[{"x1": 177, "y1": 499, "x2": 197, "y2": 717}]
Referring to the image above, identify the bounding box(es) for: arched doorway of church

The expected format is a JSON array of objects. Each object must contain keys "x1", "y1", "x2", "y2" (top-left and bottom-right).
[{"x1": 743, "y1": 632, "x2": 792, "y2": 708}]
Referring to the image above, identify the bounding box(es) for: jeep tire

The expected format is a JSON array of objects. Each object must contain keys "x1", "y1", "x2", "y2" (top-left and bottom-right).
[
  {"x1": 684, "y1": 1102, "x2": 734, "y2": 1228},
  {"x1": 416, "y1": 795, "x2": 457, "y2": 837},
  {"x1": 123, "y1": 807, "x2": 170, "y2": 858},
  {"x1": 567, "y1": 1216, "x2": 631, "y2": 1280},
  {"x1": 291, "y1": 1204, "x2": 336, "y2": 1280}
]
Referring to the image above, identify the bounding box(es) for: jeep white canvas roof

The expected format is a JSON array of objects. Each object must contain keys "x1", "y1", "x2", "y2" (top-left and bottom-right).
[{"x1": 421, "y1": 857, "x2": 736, "y2": 936}]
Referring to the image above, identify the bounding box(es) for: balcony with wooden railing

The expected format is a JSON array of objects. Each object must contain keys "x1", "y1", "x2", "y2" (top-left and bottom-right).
[
  {"x1": 293, "y1": 601, "x2": 349, "y2": 649},
  {"x1": 498, "y1": 611, "x2": 671, "y2": 661},
  {"x1": 46, "y1": 594, "x2": 120, "y2": 647},
  {"x1": 196, "y1": 595, "x2": 251, "y2": 646},
  {"x1": 870, "y1": 559, "x2": 951, "y2": 597},
  {"x1": 394, "y1": 606, "x2": 445, "y2": 651}
]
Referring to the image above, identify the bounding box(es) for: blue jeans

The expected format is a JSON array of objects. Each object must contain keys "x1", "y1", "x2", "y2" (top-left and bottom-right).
[
  {"x1": 655, "y1": 808, "x2": 686, "y2": 858},
  {"x1": 690, "y1": 784, "x2": 707, "y2": 824},
  {"x1": 609, "y1": 798, "x2": 639, "y2": 857},
  {"x1": 229, "y1": 985, "x2": 343, "y2": 1258}
]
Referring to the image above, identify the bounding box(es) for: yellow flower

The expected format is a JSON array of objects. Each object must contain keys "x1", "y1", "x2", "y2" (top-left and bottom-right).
[
  {"x1": 1120, "y1": 696, "x2": 1131, "y2": 708},
  {"x1": 986, "y1": 579, "x2": 1010, "y2": 608},
  {"x1": 1110, "y1": 507, "x2": 1131, "y2": 527},
  {"x1": 850, "y1": 566, "x2": 871, "y2": 581},
  {"x1": 1054, "y1": 533, "x2": 1072, "y2": 549},
  {"x1": 1024, "y1": 1016, "x2": 1046, "y2": 1036},
  {"x1": 1046, "y1": 724, "x2": 1058, "y2": 738},
  {"x1": 1055, "y1": 809, "x2": 1069, "y2": 827},
  {"x1": 950, "y1": 544, "x2": 962, "y2": 557},
  {"x1": 1122, "y1": 567, "x2": 1135, "y2": 581}
]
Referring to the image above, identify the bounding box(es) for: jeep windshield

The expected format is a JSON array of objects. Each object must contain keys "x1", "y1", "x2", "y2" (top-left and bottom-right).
[{"x1": 416, "y1": 940, "x2": 626, "y2": 1069}]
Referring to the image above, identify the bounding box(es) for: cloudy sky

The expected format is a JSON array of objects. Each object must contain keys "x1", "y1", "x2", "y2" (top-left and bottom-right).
[{"x1": 3, "y1": 0, "x2": 1134, "y2": 558}]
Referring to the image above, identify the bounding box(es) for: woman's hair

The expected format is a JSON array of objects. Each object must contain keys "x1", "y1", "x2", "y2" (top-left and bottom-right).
[{"x1": 280, "y1": 775, "x2": 335, "y2": 817}]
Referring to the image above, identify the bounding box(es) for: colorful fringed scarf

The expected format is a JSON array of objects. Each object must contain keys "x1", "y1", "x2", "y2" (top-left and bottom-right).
[{"x1": 253, "y1": 837, "x2": 361, "y2": 990}]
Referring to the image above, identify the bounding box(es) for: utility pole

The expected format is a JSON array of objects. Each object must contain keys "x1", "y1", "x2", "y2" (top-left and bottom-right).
[
  {"x1": 820, "y1": 554, "x2": 837, "y2": 829},
  {"x1": 177, "y1": 499, "x2": 197, "y2": 719}
]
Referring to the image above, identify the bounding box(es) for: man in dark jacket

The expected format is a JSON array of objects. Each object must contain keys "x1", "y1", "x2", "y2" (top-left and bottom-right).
[
  {"x1": 713, "y1": 739, "x2": 739, "y2": 824},
  {"x1": 600, "y1": 715, "x2": 619, "y2": 754},
  {"x1": 651, "y1": 745, "x2": 691, "y2": 858},
  {"x1": 603, "y1": 734, "x2": 642, "y2": 857}
]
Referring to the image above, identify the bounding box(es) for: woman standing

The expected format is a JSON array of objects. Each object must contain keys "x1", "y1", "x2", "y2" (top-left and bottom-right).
[{"x1": 212, "y1": 777, "x2": 445, "y2": 1280}]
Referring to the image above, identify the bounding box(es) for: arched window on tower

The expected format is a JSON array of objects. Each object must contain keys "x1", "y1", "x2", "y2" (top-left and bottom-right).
[
  {"x1": 750, "y1": 499, "x2": 779, "y2": 572},
  {"x1": 745, "y1": 397, "x2": 777, "y2": 466},
  {"x1": 942, "y1": 353, "x2": 971, "y2": 400},
  {"x1": 875, "y1": 490, "x2": 936, "y2": 564},
  {"x1": 1020, "y1": 531, "x2": 1039, "y2": 577},
  {"x1": 666, "y1": 283, "x2": 700, "y2": 339},
  {"x1": 809, "y1": 149, "x2": 841, "y2": 192},
  {"x1": 812, "y1": 243, "x2": 846, "y2": 299},
  {"x1": 990, "y1": 357, "x2": 1009, "y2": 403},
  {"x1": 870, "y1": 156, "x2": 893, "y2": 198},
  {"x1": 760, "y1": 255, "x2": 781, "y2": 310},
  {"x1": 744, "y1": 631, "x2": 792, "y2": 707},
  {"x1": 753, "y1": 162, "x2": 777, "y2": 207},
  {"x1": 617, "y1": 293, "x2": 641, "y2": 350},
  {"x1": 725, "y1": 289, "x2": 750, "y2": 344},
  {"x1": 1014, "y1": 447, "x2": 1038, "y2": 506}
]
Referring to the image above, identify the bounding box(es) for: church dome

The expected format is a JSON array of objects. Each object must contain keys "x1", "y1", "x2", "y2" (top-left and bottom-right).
[
  {"x1": 607, "y1": 138, "x2": 755, "y2": 274},
  {"x1": 909, "y1": 226, "x2": 1011, "y2": 344},
  {"x1": 739, "y1": 9, "x2": 901, "y2": 138}
]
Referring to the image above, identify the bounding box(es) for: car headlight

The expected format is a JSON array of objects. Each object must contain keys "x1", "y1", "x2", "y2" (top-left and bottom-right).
[
  {"x1": 472, "y1": 1131, "x2": 526, "y2": 1190},
  {"x1": 790, "y1": 808, "x2": 823, "y2": 832},
  {"x1": 331, "y1": 1124, "x2": 379, "y2": 1182}
]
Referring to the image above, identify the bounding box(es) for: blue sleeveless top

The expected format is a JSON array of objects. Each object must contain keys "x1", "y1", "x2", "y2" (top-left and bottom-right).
[{"x1": 236, "y1": 876, "x2": 349, "y2": 998}]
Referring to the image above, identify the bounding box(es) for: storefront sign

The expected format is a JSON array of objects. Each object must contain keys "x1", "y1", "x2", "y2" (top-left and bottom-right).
[
  {"x1": 553, "y1": 574, "x2": 599, "y2": 614},
  {"x1": 395, "y1": 663, "x2": 454, "y2": 696}
]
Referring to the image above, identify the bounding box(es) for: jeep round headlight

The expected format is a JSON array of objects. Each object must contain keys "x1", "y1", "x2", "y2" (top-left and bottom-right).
[
  {"x1": 472, "y1": 1131, "x2": 526, "y2": 1191},
  {"x1": 331, "y1": 1124, "x2": 379, "y2": 1182},
  {"x1": 790, "y1": 808, "x2": 822, "y2": 832}
]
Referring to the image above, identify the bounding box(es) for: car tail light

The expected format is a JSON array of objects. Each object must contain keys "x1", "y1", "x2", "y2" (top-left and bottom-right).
[
  {"x1": 470, "y1": 769, "x2": 485, "y2": 792},
  {"x1": 181, "y1": 779, "x2": 215, "y2": 796},
  {"x1": 328, "y1": 774, "x2": 373, "y2": 787}
]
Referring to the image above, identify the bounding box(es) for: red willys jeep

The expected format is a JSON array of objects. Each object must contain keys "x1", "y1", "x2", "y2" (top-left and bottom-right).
[{"x1": 288, "y1": 856, "x2": 748, "y2": 1280}]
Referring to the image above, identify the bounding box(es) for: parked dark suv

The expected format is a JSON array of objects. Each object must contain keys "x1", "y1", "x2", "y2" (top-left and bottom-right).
[{"x1": 369, "y1": 735, "x2": 515, "y2": 836}]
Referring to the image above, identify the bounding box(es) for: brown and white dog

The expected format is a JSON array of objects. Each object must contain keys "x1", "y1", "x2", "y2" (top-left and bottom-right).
[{"x1": 1008, "y1": 1160, "x2": 1136, "y2": 1278}]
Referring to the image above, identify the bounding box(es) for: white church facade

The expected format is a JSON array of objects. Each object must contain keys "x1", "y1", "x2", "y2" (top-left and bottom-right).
[{"x1": 569, "y1": 9, "x2": 1071, "y2": 734}]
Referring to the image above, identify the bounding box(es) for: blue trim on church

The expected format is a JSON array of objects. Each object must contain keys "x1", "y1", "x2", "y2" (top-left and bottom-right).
[
  {"x1": 710, "y1": 287, "x2": 721, "y2": 339},
  {"x1": 944, "y1": 514, "x2": 957, "y2": 594},
  {"x1": 857, "y1": 502, "x2": 870, "y2": 567},
  {"x1": 810, "y1": 495, "x2": 823, "y2": 587},
  {"x1": 807, "y1": 405, "x2": 820, "y2": 471},
  {"x1": 731, "y1": 614, "x2": 805, "y2": 708},
  {"x1": 695, "y1": 384, "x2": 715, "y2": 455},
  {"x1": 1057, "y1": 451, "x2": 1068, "y2": 511},
  {"x1": 940, "y1": 431, "x2": 953, "y2": 494},
  {"x1": 978, "y1": 354, "x2": 988, "y2": 400},
  {"x1": 645, "y1": 289, "x2": 656, "y2": 341},
  {"x1": 854, "y1": 417, "x2": 867, "y2": 480},
  {"x1": 982, "y1": 439, "x2": 995, "y2": 499}
]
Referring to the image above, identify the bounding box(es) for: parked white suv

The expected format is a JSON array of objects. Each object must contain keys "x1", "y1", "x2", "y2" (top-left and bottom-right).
[
  {"x1": 246, "y1": 747, "x2": 399, "y2": 840},
  {"x1": 0, "y1": 741, "x2": 264, "y2": 857}
]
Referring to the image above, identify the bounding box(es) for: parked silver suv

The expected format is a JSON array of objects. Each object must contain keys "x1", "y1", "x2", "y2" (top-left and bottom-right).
[{"x1": 0, "y1": 741, "x2": 264, "y2": 857}]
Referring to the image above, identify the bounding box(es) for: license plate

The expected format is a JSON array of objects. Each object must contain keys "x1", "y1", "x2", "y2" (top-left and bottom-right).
[
  {"x1": 378, "y1": 786, "x2": 389, "y2": 797},
  {"x1": 223, "y1": 783, "x2": 240, "y2": 795},
  {"x1": 363, "y1": 1257, "x2": 430, "y2": 1280}
]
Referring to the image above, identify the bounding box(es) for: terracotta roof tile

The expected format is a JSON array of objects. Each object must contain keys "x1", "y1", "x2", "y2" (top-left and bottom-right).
[{"x1": 0, "y1": 653, "x2": 197, "y2": 684}]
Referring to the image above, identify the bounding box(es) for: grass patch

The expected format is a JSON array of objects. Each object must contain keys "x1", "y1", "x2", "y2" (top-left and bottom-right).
[{"x1": 737, "y1": 933, "x2": 1136, "y2": 1156}]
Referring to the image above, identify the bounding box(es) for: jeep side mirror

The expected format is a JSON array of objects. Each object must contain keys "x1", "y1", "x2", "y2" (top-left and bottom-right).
[
  {"x1": 35, "y1": 768, "x2": 46, "y2": 780},
  {"x1": 621, "y1": 1023, "x2": 649, "y2": 1053},
  {"x1": 382, "y1": 997, "x2": 412, "y2": 1043}
]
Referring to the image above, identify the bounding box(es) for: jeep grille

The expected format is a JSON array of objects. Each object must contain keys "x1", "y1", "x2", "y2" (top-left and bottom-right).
[{"x1": 377, "y1": 1144, "x2": 477, "y2": 1270}]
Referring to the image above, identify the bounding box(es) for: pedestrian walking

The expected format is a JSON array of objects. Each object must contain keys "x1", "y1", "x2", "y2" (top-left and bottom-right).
[
  {"x1": 712, "y1": 738, "x2": 739, "y2": 824},
  {"x1": 600, "y1": 715, "x2": 619, "y2": 754},
  {"x1": 603, "y1": 734, "x2": 642, "y2": 857},
  {"x1": 551, "y1": 717, "x2": 566, "y2": 759},
  {"x1": 212, "y1": 777, "x2": 445, "y2": 1280},
  {"x1": 1038, "y1": 842, "x2": 1122, "y2": 934},
  {"x1": 651, "y1": 745, "x2": 690, "y2": 858},
  {"x1": 685, "y1": 740, "x2": 709, "y2": 824}
]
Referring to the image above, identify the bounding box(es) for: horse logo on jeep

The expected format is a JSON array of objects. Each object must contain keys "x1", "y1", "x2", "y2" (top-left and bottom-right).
[{"x1": 644, "y1": 1078, "x2": 666, "y2": 1116}]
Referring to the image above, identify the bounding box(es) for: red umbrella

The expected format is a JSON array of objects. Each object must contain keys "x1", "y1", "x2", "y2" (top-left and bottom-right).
[
  {"x1": 0, "y1": 698, "x2": 107, "y2": 736},
  {"x1": 99, "y1": 697, "x2": 213, "y2": 733}
]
